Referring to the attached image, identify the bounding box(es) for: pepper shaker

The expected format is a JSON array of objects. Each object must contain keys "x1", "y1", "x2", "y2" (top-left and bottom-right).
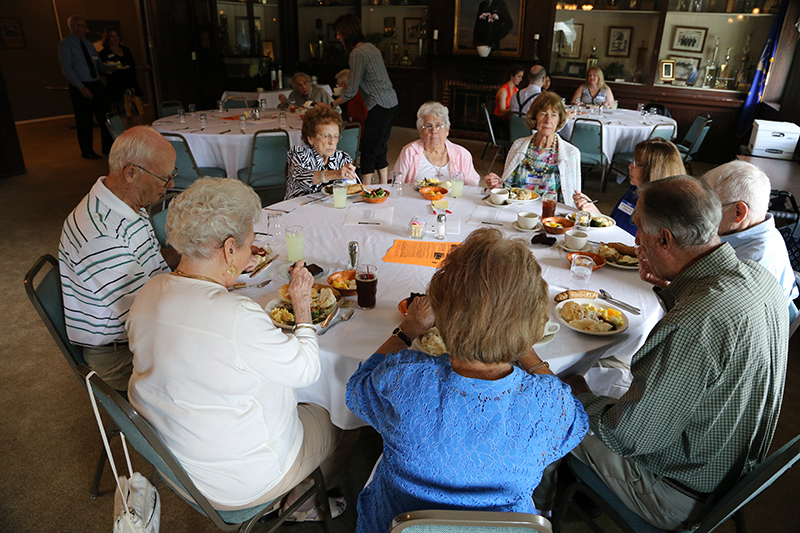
[
  {"x1": 436, "y1": 214, "x2": 446, "y2": 240},
  {"x1": 348, "y1": 241, "x2": 359, "y2": 269}
]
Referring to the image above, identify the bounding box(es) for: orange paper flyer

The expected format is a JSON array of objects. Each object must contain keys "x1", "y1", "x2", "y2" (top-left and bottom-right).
[{"x1": 383, "y1": 239, "x2": 461, "y2": 268}]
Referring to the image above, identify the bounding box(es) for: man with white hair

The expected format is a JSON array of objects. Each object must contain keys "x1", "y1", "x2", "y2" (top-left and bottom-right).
[
  {"x1": 510, "y1": 65, "x2": 547, "y2": 116},
  {"x1": 278, "y1": 72, "x2": 332, "y2": 109},
  {"x1": 59, "y1": 126, "x2": 178, "y2": 391},
  {"x1": 702, "y1": 160, "x2": 798, "y2": 318}
]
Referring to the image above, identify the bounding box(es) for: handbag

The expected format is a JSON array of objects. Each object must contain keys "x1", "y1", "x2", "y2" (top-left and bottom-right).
[
  {"x1": 771, "y1": 190, "x2": 800, "y2": 272},
  {"x1": 86, "y1": 371, "x2": 161, "y2": 533}
]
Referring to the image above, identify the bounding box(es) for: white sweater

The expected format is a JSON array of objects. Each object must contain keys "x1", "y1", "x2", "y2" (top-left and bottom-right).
[
  {"x1": 501, "y1": 135, "x2": 582, "y2": 207},
  {"x1": 127, "y1": 274, "x2": 320, "y2": 507}
]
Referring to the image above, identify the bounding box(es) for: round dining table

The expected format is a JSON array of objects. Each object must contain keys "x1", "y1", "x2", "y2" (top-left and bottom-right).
[
  {"x1": 240, "y1": 185, "x2": 662, "y2": 430},
  {"x1": 222, "y1": 85, "x2": 333, "y2": 109},
  {"x1": 152, "y1": 108, "x2": 305, "y2": 179}
]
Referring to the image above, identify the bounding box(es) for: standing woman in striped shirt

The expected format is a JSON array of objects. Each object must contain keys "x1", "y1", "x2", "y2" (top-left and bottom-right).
[{"x1": 331, "y1": 14, "x2": 398, "y2": 185}]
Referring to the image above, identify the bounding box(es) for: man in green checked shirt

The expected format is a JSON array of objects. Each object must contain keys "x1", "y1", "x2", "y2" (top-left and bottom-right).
[{"x1": 536, "y1": 176, "x2": 788, "y2": 530}]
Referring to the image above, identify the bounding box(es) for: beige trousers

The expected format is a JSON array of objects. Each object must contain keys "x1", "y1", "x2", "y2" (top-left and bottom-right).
[{"x1": 82, "y1": 343, "x2": 133, "y2": 391}]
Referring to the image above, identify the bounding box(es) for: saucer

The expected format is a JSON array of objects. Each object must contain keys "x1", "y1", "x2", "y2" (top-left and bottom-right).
[
  {"x1": 512, "y1": 221, "x2": 542, "y2": 233},
  {"x1": 484, "y1": 198, "x2": 512, "y2": 209},
  {"x1": 556, "y1": 240, "x2": 593, "y2": 253}
]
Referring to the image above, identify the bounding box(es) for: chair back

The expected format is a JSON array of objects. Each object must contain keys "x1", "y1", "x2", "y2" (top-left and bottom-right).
[
  {"x1": 680, "y1": 115, "x2": 709, "y2": 148},
  {"x1": 644, "y1": 103, "x2": 672, "y2": 118},
  {"x1": 241, "y1": 129, "x2": 291, "y2": 188},
  {"x1": 510, "y1": 113, "x2": 531, "y2": 143},
  {"x1": 161, "y1": 133, "x2": 202, "y2": 189},
  {"x1": 160, "y1": 100, "x2": 183, "y2": 118},
  {"x1": 685, "y1": 121, "x2": 712, "y2": 159},
  {"x1": 481, "y1": 103, "x2": 499, "y2": 146},
  {"x1": 24, "y1": 255, "x2": 87, "y2": 375},
  {"x1": 106, "y1": 114, "x2": 126, "y2": 140},
  {"x1": 224, "y1": 96, "x2": 250, "y2": 110},
  {"x1": 571, "y1": 119, "x2": 605, "y2": 165},
  {"x1": 338, "y1": 123, "x2": 361, "y2": 162},
  {"x1": 146, "y1": 192, "x2": 179, "y2": 248},
  {"x1": 390, "y1": 510, "x2": 552, "y2": 533},
  {"x1": 649, "y1": 123, "x2": 675, "y2": 140}
]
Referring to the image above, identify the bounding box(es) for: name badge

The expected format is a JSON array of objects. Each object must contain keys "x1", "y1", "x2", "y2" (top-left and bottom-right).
[{"x1": 617, "y1": 200, "x2": 635, "y2": 216}]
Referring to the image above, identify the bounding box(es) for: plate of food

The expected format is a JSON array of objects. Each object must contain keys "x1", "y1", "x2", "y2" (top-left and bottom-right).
[
  {"x1": 328, "y1": 270, "x2": 357, "y2": 296},
  {"x1": 414, "y1": 177, "x2": 443, "y2": 190},
  {"x1": 414, "y1": 326, "x2": 447, "y2": 356},
  {"x1": 566, "y1": 251, "x2": 607, "y2": 270},
  {"x1": 323, "y1": 183, "x2": 362, "y2": 196},
  {"x1": 275, "y1": 260, "x2": 329, "y2": 280},
  {"x1": 597, "y1": 242, "x2": 639, "y2": 269},
  {"x1": 361, "y1": 188, "x2": 390, "y2": 203},
  {"x1": 508, "y1": 187, "x2": 539, "y2": 203},
  {"x1": 265, "y1": 285, "x2": 339, "y2": 330},
  {"x1": 566, "y1": 212, "x2": 616, "y2": 228},
  {"x1": 236, "y1": 246, "x2": 276, "y2": 284},
  {"x1": 555, "y1": 298, "x2": 629, "y2": 336}
]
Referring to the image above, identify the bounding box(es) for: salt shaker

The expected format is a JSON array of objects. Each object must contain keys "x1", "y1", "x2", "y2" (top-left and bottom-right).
[
  {"x1": 436, "y1": 214, "x2": 446, "y2": 240},
  {"x1": 348, "y1": 241, "x2": 359, "y2": 269}
]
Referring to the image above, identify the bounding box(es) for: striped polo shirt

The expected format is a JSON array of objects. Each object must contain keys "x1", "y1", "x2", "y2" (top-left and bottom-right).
[{"x1": 59, "y1": 177, "x2": 169, "y2": 346}]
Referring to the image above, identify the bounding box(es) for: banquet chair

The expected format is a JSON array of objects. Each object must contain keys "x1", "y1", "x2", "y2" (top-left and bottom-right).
[
  {"x1": 390, "y1": 510, "x2": 552, "y2": 532},
  {"x1": 339, "y1": 122, "x2": 361, "y2": 163},
  {"x1": 510, "y1": 113, "x2": 532, "y2": 144},
  {"x1": 160, "y1": 100, "x2": 183, "y2": 118},
  {"x1": 570, "y1": 118, "x2": 609, "y2": 192},
  {"x1": 224, "y1": 96, "x2": 250, "y2": 110},
  {"x1": 609, "y1": 123, "x2": 676, "y2": 178},
  {"x1": 146, "y1": 192, "x2": 179, "y2": 248},
  {"x1": 106, "y1": 113, "x2": 127, "y2": 140},
  {"x1": 238, "y1": 129, "x2": 291, "y2": 193},
  {"x1": 81, "y1": 365, "x2": 334, "y2": 533},
  {"x1": 24, "y1": 254, "x2": 120, "y2": 499},
  {"x1": 679, "y1": 120, "x2": 712, "y2": 175},
  {"x1": 553, "y1": 434, "x2": 800, "y2": 533},
  {"x1": 479, "y1": 103, "x2": 510, "y2": 172},
  {"x1": 677, "y1": 115, "x2": 709, "y2": 154},
  {"x1": 162, "y1": 132, "x2": 227, "y2": 189}
]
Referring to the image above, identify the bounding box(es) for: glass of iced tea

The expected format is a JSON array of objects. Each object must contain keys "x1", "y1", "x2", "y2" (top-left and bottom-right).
[
  {"x1": 542, "y1": 192, "x2": 557, "y2": 219},
  {"x1": 356, "y1": 264, "x2": 378, "y2": 310}
]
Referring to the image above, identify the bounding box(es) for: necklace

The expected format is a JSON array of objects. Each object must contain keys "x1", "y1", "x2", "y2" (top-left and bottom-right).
[
  {"x1": 171, "y1": 270, "x2": 225, "y2": 287},
  {"x1": 424, "y1": 148, "x2": 448, "y2": 167}
]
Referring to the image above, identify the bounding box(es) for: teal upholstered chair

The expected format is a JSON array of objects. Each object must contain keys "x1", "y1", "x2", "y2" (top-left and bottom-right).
[
  {"x1": 106, "y1": 114, "x2": 127, "y2": 140},
  {"x1": 510, "y1": 113, "x2": 532, "y2": 144},
  {"x1": 238, "y1": 129, "x2": 291, "y2": 193},
  {"x1": 146, "y1": 192, "x2": 179, "y2": 248},
  {"x1": 570, "y1": 118, "x2": 609, "y2": 192},
  {"x1": 338, "y1": 123, "x2": 361, "y2": 163},
  {"x1": 160, "y1": 100, "x2": 183, "y2": 118},
  {"x1": 161, "y1": 132, "x2": 227, "y2": 189},
  {"x1": 479, "y1": 103, "x2": 511, "y2": 172},
  {"x1": 390, "y1": 510, "x2": 552, "y2": 532}
]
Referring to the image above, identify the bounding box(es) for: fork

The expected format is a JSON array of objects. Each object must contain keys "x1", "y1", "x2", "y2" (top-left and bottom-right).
[
  {"x1": 599, "y1": 289, "x2": 641, "y2": 315},
  {"x1": 264, "y1": 206, "x2": 294, "y2": 214},
  {"x1": 319, "y1": 308, "x2": 354, "y2": 335}
]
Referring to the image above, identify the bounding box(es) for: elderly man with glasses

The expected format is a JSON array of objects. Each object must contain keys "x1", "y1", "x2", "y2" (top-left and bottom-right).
[{"x1": 58, "y1": 126, "x2": 178, "y2": 391}]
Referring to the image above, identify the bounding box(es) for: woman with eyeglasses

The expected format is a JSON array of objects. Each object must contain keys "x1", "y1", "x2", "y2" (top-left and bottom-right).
[
  {"x1": 392, "y1": 102, "x2": 481, "y2": 186},
  {"x1": 573, "y1": 138, "x2": 685, "y2": 236},
  {"x1": 285, "y1": 106, "x2": 357, "y2": 200}
]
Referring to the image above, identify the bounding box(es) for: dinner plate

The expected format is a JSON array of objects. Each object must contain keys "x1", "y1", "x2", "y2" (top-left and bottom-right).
[
  {"x1": 483, "y1": 198, "x2": 513, "y2": 209},
  {"x1": 274, "y1": 260, "x2": 330, "y2": 280},
  {"x1": 264, "y1": 298, "x2": 339, "y2": 331},
  {"x1": 555, "y1": 241, "x2": 593, "y2": 253},
  {"x1": 322, "y1": 184, "x2": 361, "y2": 196},
  {"x1": 508, "y1": 188, "x2": 540, "y2": 203},
  {"x1": 554, "y1": 299, "x2": 629, "y2": 336},
  {"x1": 566, "y1": 212, "x2": 617, "y2": 229},
  {"x1": 236, "y1": 252, "x2": 277, "y2": 284},
  {"x1": 595, "y1": 246, "x2": 640, "y2": 269},
  {"x1": 512, "y1": 221, "x2": 543, "y2": 233}
]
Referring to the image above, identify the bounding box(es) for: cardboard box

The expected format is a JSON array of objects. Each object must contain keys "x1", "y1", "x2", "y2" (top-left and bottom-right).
[{"x1": 747, "y1": 119, "x2": 800, "y2": 160}]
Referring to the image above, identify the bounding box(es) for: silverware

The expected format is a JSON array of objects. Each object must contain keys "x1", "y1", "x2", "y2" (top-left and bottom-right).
[
  {"x1": 481, "y1": 221, "x2": 503, "y2": 226},
  {"x1": 232, "y1": 279, "x2": 272, "y2": 290},
  {"x1": 319, "y1": 306, "x2": 338, "y2": 329},
  {"x1": 249, "y1": 254, "x2": 278, "y2": 277},
  {"x1": 599, "y1": 289, "x2": 641, "y2": 315},
  {"x1": 301, "y1": 196, "x2": 326, "y2": 206},
  {"x1": 358, "y1": 221, "x2": 380, "y2": 225},
  {"x1": 219, "y1": 129, "x2": 231, "y2": 134},
  {"x1": 264, "y1": 207, "x2": 294, "y2": 214},
  {"x1": 319, "y1": 308, "x2": 354, "y2": 335}
]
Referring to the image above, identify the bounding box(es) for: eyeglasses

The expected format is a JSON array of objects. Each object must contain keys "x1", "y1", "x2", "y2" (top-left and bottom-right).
[
  {"x1": 420, "y1": 123, "x2": 446, "y2": 132},
  {"x1": 318, "y1": 133, "x2": 340, "y2": 143},
  {"x1": 129, "y1": 164, "x2": 178, "y2": 185}
]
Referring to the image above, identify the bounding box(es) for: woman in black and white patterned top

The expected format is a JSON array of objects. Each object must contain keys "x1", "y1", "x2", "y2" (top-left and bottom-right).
[
  {"x1": 285, "y1": 106, "x2": 357, "y2": 200},
  {"x1": 331, "y1": 13, "x2": 398, "y2": 186}
]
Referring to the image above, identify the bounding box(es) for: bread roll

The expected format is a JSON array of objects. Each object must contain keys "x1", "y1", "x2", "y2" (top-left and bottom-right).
[{"x1": 554, "y1": 290, "x2": 599, "y2": 302}]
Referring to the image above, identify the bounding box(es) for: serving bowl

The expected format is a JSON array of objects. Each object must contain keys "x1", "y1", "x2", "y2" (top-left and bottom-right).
[
  {"x1": 361, "y1": 189, "x2": 390, "y2": 204},
  {"x1": 566, "y1": 251, "x2": 607, "y2": 270},
  {"x1": 541, "y1": 217, "x2": 574, "y2": 235},
  {"x1": 327, "y1": 270, "x2": 357, "y2": 296},
  {"x1": 419, "y1": 186, "x2": 448, "y2": 201}
]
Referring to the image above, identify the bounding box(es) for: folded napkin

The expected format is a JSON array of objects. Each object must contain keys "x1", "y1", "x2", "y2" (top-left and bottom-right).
[{"x1": 343, "y1": 206, "x2": 394, "y2": 226}]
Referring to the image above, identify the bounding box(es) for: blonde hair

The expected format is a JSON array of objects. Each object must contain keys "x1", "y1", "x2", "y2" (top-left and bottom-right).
[
  {"x1": 586, "y1": 66, "x2": 607, "y2": 89},
  {"x1": 634, "y1": 138, "x2": 685, "y2": 186},
  {"x1": 426, "y1": 229, "x2": 549, "y2": 364},
  {"x1": 526, "y1": 91, "x2": 568, "y2": 131}
]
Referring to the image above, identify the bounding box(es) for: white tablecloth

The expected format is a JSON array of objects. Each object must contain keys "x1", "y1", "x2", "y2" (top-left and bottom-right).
[
  {"x1": 152, "y1": 109, "x2": 304, "y2": 179},
  {"x1": 239, "y1": 185, "x2": 661, "y2": 429},
  {"x1": 222, "y1": 85, "x2": 333, "y2": 109},
  {"x1": 559, "y1": 108, "x2": 677, "y2": 162}
]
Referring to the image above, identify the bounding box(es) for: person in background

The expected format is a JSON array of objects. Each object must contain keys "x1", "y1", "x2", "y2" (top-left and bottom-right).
[
  {"x1": 99, "y1": 27, "x2": 143, "y2": 118},
  {"x1": 492, "y1": 64, "x2": 524, "y2": 140},
  {"x1": 279, "y1": 72, "x2": 332, "y2": 109},
  {"x1": 511, "y1": 65, "x2": 547, "y2": 116},
  {"x1": 58, "y1": 15, "x2": 116, "y2": 159},
  {"x1": 347, "y1": 228, "x2": 588, "y2": 533},
  {"x1": 574, "y1": 138, "x2": 685, "y2": 236},
  {"x1": 58, "y1": 126, "x2": 178, "y2": 391},
  {"x1": 331, "y1": 14, "x2": 398, "y2": 186},
  {"x1": 335, "y1": 69, "x2": 367, "y2": 131},
  {"x1": 392, "y1": 101, "x2": 481, "y2": 186},
  {"x1": 701, "y1": 160, "x2": 798, "y2": 320},
  {"x1": 486, "y1": 92, "x2": 582, "y2": 205},
  {"x1": 571, "y1": 66, "x2": 615, "y2": 108},
  {"x1": 286, "y1": 106, "x2": 357, "y2": 200}
]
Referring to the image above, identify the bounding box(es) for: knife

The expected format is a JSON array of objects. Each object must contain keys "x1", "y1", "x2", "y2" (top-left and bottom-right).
[
  {"x1": 301, "y1": 196, "x2": 326, "y2": 206},
  {"x1": 481, "y1": 221, "x2": 503, "y2": 226},
  {"x1": 219, "y1": 129, "x2": 231, "y2": 134},
  {"x1": 249, "y1": 254, "x2": 278, "y2": 277}
]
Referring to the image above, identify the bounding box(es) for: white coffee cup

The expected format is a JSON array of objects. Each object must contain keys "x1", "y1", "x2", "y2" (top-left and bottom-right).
[
  {"x1": 564, "y1": 229, "x2": 588, "y2": 250},
  {"x1": 517, "y1": 211, "x2": 540, "y2": 229},
  {"x1": 544, "y1": 321, "x2": 560, "y2": 336},
  {"x1": 490, "y1": 188, "x2": 509, "y2": 205}
]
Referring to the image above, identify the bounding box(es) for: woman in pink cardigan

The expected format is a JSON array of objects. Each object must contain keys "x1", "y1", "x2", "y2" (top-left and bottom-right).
[{"x1": 392, "y1": 102, "x2": 481, "y2": 186}]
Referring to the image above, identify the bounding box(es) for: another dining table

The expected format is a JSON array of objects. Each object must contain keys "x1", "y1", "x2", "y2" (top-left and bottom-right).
[
  {"x1": 152, "y1": 108, "x2": 305, "y2": 179},
  {"x1": 222, "y1": 85, "x2": 333, "y2": 109},
  {"x1": 238, "y1": 185, "x2": 662, "y2": 430}
]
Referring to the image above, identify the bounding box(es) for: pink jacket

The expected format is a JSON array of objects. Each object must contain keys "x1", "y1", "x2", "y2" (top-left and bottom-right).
[{"x1": 392, "y1": 139, "x2": 481, "y2": 186}]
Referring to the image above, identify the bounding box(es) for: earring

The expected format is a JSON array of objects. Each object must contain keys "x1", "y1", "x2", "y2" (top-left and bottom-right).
[{"x1": 227, "y1": 264, "x2": 238, "y2": 277}]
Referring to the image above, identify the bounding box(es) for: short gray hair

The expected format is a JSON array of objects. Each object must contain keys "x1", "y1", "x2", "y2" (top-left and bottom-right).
[
  {"x1": 335, "y1": 69, "x2": 349, "y2": 86},
  {"x1": 166, "y1": 178, "x2": 261, "y2": 260},
  {"x1": 638, "y1": 176, "x2": 722, "y2": 248},
  {"x1": 291, "y1": 72, "x2": 311, "y2": 89},
  {"x1": 109, "y1": 126, "x2": 172, "y2": 174},
  {"x1": 416, "y1": 101, "x2": 450, "y2": 130},
  {"x1": 701, "y1": 161, "x2": 771, "y2": 220}
]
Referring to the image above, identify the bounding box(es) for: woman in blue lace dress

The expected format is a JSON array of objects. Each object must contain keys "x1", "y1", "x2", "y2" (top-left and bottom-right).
[{"x1": 346, "y1": 228, "x2": 589, "y2": 533}]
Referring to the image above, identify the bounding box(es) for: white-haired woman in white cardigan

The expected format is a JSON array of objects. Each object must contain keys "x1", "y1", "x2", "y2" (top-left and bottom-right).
[{"x1": 485, "y1": 91, "x2": 581, "y2": 206}]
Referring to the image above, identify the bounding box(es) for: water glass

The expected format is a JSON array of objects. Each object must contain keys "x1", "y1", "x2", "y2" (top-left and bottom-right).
[
  {"x1": 285, "y1": 225, "x2": 304, "y2": 262},
  {"x1": 391, "y1": 172, "x2": 404, "y2": 197},
  {"x1": 178, "y1": 108, "x2": 186, "y2": 123},
  {"x1": 637, "y1": 103, "x2": 644, "y2": 112},
  {"x1": 279, "y1": 112, "x2": 287, "y2": 129},
  {"x1": 260, "y1": 99, "x2": 267, "y2": 110},
  {"x1": 188, "y1": 104, "x2": 197, "y2": 116},
  {"x1": 199, "y1": 113, "x2": 207, "y2": 130},
  {"x1": 451, "y1": 172, "x2": 464, "y2": 198},
  {"x1": 216, "y1": 100, "x2": 224, "y2": 112},
  {"x1": 240, "y1": 115, "x2": 247, "y2": 134},
  {"x1": 569, "y1": 255, "x2": 595, "y2": 290}
]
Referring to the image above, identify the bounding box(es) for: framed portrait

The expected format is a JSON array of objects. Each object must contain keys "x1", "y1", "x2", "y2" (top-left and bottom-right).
[
  {"x1": 566, "y1": 61, "x2": 586, "y2": 79},
  {"x1": 671, "y1": 26, "x2": 707, "y2": 53},
  {"x1": 454, "y1": 0, "x2": 525, "y2": 56},
  {"x1": 558, "y1": 23, "x2": 583, "y2": 59},
  {"x1": 404, "y1": 18, "x2": 422, "y2": 45},
  {"x1": 659, "y1": 59, "x2": 676, "y2": 82},
  {"x1": 607, "y1": 26, "x2": 632, "y2": 58},
  {"x1": 669, "y1": 55, "x2": 700, "y2": 81},
  {"x1": 0, "y1": 18, "x2": 24, "y2": 49}
]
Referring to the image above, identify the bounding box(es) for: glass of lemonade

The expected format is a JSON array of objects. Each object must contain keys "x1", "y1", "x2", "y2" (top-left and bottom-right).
[
  {"x1": 333, "y1": 181, "x2": 347, "y2": 209},
  {"x1": 451, "y1": 172, "x2": 464, "y2": 198},
  {"x1": 285, "y1": 225, "x2": 304, "y2": 262}
]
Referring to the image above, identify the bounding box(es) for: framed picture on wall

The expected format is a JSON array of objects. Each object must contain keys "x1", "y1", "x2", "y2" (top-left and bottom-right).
[
  {"x1": 607, "y1": 26, "x2": 632, "y2": 58},
  {"x1": 669, "y1": 55, "x2": 701, "y2": 80},
  {"x1": 558, "y1": 23, "x2": 583, "y2": 59},
  {"x1": 384, "y1": 17, "x2": 396, "y2": 39},
  {"x1": 566, "y1": 61, "x2": 586, "y2": 79},
  {"x1": 0, "y1": 18, "x2": 24, "y2": 49},
  {"x1": 659, "y1": 59, "x2": 676, "y2": 82},
  {"x1": 671, "y1": 26, "x2": 707, "y2": 53},
  {"x1": 454, "y1": 0, "x2": 525, "y2": 56},
  {"x1": 404, "y1": 18, "x2": 422, "y2": 45}
]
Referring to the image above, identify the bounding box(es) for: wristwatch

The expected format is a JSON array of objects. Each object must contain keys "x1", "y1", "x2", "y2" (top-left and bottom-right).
[{"x1": 392, "y1": 326, "x2": 412, "y2": 347}]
